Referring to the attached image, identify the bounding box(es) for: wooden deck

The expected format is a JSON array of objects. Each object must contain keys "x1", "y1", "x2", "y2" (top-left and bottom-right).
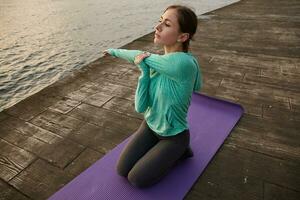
[{"x1": 0, "y1": 0, "x2": 299, "y2": 199}]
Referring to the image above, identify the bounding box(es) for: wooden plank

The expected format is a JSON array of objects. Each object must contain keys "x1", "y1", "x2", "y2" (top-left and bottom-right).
[
  {"x1": 1, "y1": 122, "x2": 85, "y2": 168},
  {"x1": 227, "y1": 114, "x2": 299, "y2": 161},
  {"x1": 263, "y1": 105, "x2": 299, "y2": 122},
  {"x1": 102, "y1": 96, "x2": 143, "y2": 119},
  {"x1": 186, "y1": 144, "x2": 300, "y2": 199},
  {"x1": 0, "y1": 139, "x2": 35, "y2": 182},
  {"x1": 9, "y1": 159, "x2": 74, "y2": 200},
  {"x1": 244, "y1": 73, "x2": 300, "y2": 91},
  {"x1": 0, "y1": 179, "x2": 30, "y2": 200},
  {"x1": 30, "y1": 109, "x2": 86, "y2": 137},
  {"x1": 48, "y1": 98, "x2": 81, "y2": 114},
  {"x1": 68, "y1": 103, "x2": 141, "y2": 134},
  {"x1": 64, "y1": 148, "x2": 104, "y2": 176},
  {"x1": 64, "y1": 122, "x2": 127, "y2": 154},
  {"x1": 0, "y1": 112, "x2": 9, "y2": 122},
  {"x1": 264, "y1": 182, "x2": 300, "y2": 200},
  {"x1": 185, "y1": 144, "x2": 264, "y2": 200},
  {"x1": 4, "y1": 93, "x2": 61, "y2": 121}
]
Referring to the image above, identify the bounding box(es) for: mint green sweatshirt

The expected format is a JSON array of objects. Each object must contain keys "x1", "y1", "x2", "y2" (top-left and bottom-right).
[{"x1": 107, "y1": 48, "x2": 202, "y2": 136}]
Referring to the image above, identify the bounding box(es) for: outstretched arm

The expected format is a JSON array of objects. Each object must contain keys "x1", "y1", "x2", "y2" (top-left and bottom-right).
[
  {"x1": 105, "y1": 49, "x2": 144, "y2": 64},
  {"x1": 104, "y1": 49, "x2": 188, "y2": 81}
]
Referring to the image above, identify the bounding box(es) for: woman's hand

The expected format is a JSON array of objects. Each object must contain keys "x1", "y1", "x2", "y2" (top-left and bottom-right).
[
  {"x1": 134, "y1": 52, "x2": 151, "y2": 65},
  {"x1": 102, "y1": 50, "x2": 111, "y2": 57}
]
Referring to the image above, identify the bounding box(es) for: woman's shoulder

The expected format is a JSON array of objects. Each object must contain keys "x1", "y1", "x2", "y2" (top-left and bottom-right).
[{"x1": 168, "y1": 52, "x2": 198, "y2": 66}]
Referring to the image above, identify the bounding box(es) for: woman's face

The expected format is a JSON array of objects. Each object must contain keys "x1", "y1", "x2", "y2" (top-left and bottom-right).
[{"x1": 154, "y1": 9, "x2": 182, "y2": 46}]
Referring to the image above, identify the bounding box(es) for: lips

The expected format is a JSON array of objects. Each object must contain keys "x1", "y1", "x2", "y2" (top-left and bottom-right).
[{"x1": 155, "y1": 33, "x2": 160, "y2": 38}]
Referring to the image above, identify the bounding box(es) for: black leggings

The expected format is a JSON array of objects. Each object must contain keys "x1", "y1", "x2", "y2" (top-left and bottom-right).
[{"x1": 116, "y1": 120, "x2": 190, "y2": 188}]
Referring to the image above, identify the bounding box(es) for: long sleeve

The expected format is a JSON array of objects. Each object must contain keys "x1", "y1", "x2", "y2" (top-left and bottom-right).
[
  {"x1": 192, "y1": 59, "x2": 202, "y2": 92},
  {"x1": 135, "y1": 61, "x2": 150, "y2": 113},
  {"x1": 107, "y1": 49, "x2": 193, "y2": 82},
  {"x1": 193, "y1": 69, "x2": 202, "y2": 92},
  {"x1": 143, "y1": 53, "x2": 190, "y2": 82},
  {"x1": 107, "y1": 49, "x2": 176, "y2": 77},
  {"x1": 107, "y1": 48, "x2": 143, "y2": 64},
  {"x1": 107, "y1": 49, "x2": 186, "y2": 81}
]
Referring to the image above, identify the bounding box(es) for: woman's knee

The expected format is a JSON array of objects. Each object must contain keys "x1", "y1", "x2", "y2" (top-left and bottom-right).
[
  {"x1": 116, "y1": 160, "x2": 128, "y2": 177},
  {"x1": 127, "y1": 169, "x2": 152, "y2": 188},
  {"x1": 127, "y1": 163, "x2": 166, "y2": 188},
  {"x1": 116, "y1": 153, "x2": 134, "y2": 178},
  {"x1": 116, "y1": 156, "x2": 154, "y2": 187}
]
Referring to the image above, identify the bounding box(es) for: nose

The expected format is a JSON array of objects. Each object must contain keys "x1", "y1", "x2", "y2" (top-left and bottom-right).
[{"x1": 155, "y1": 22, "x2": 162, "y2": 31}]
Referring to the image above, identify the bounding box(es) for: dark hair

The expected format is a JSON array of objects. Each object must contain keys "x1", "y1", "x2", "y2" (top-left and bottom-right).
[{"x1": 164, "y1": 5, "x2": 198, "y2": 52}]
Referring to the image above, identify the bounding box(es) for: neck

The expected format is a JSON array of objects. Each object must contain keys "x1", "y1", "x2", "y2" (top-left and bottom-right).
[{"x1": 164, "y1": 43, "x2": 184, "y2": 54}]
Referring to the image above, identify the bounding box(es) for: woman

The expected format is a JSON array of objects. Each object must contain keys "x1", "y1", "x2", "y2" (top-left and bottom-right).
[{"x1": 103, "y1": 5, "x2": 202, "y2": 188}]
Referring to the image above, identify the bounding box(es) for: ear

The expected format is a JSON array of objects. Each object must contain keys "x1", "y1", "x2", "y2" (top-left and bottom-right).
[{"x1": 178, "y1": 33, "x2": 190, "y2": 43}]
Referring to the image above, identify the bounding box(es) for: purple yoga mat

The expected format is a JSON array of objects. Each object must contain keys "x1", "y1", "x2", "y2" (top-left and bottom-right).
[{"x1": 48, "y1": 93, "x2": 244, "y2": 200}]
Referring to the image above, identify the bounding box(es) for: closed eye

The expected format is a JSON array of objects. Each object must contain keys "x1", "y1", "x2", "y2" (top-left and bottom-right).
[{"x1": 158, "y1": 20, "x2": 170, "y2": 27}]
